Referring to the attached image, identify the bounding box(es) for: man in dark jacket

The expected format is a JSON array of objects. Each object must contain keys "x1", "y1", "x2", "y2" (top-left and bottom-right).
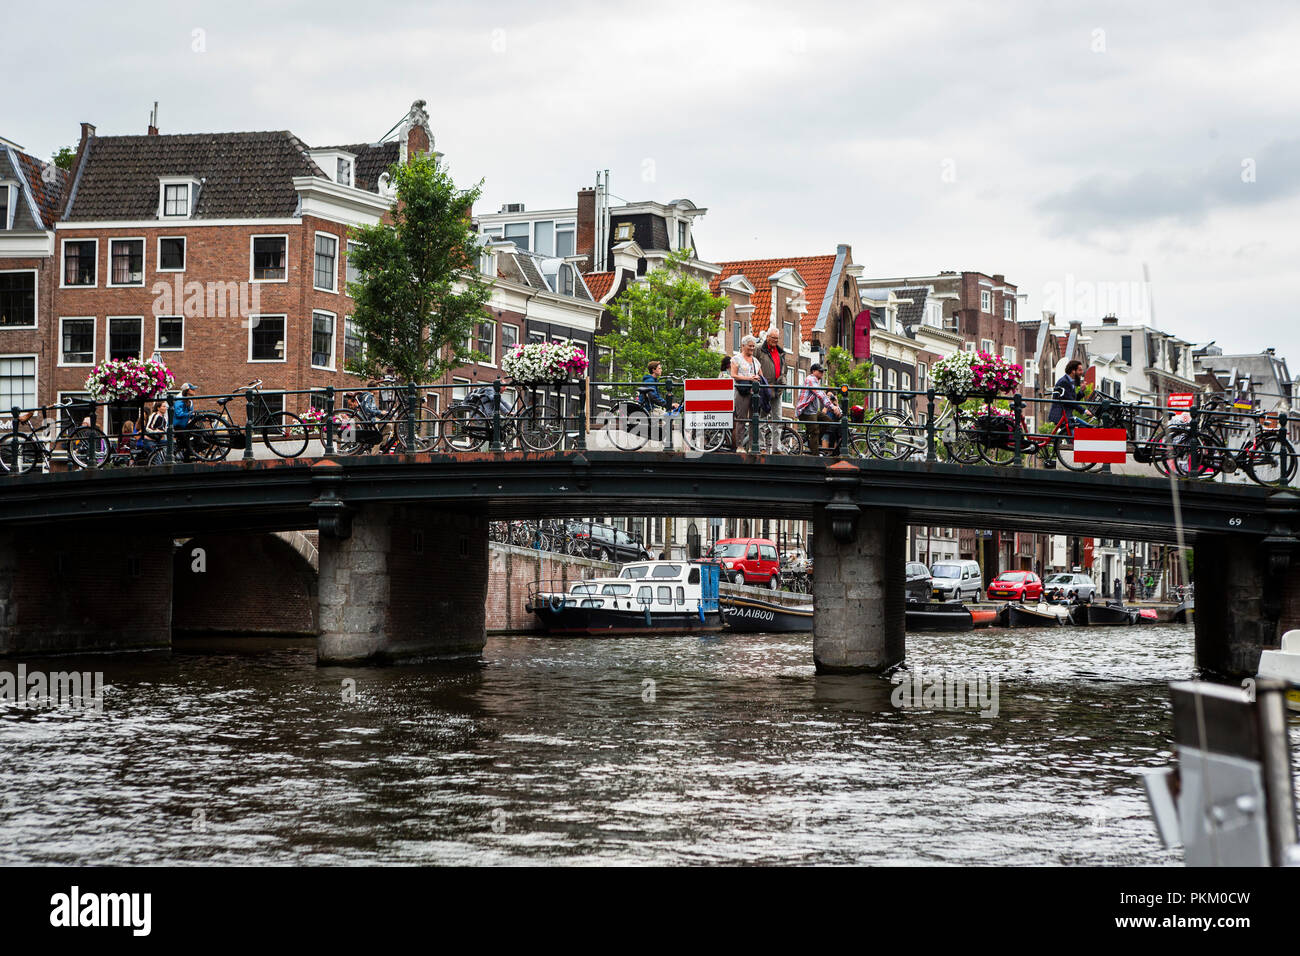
[
  {"x1": 1047, "y1": 360, "x2": 1087, "y2": 432},
  {"x1": 758, "y1": 329, "x2": 786, "y2": 453}
]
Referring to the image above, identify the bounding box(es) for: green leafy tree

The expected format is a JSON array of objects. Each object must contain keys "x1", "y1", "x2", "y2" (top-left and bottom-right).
[
  {"x1": 345, "y1": 153, "x2": 491, "y2": 382},
  {"x1": 52, "y1": 146, "x2": 76, "y2": 171},
  {"x1": 596, "y1": 250, "x2": 727, "y2": 387},
  {"x1": 823, "y1": 346, "x2": 874, "y2": 392}
]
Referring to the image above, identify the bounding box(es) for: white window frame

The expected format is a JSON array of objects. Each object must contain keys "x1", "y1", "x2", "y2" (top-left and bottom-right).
[
  {"x1": 0, "y1": 351, "x2": 37, "y2": 411},
  {"x1": 1003, "y1": 346, "x2": 1016, "y2": 364},
  {"x1": 980, "y1": 338, "x2": 994, "y2": 355},
  {"x1": 452, "y1": 377, "x2": 471, "y2": 402},
  {"x1": 343, "y1": 315, "x2": 365, "y2": 367},
  {"x1": 249, "y1": 234, "x2": 289, "y2": 284},
  {"x1": 59, "y1": 237, "x2": 99, "y2": 289},
  {"x1": 501, "y1": 323, "x2": 520, "y2": 353},
  {"x1": 0, "y1": 269, "x2": 38, "y2": 330},
  {"x1": 980, "y1": 290, "x2": 992, "y2": 313},
  {"x1": 313, "y1": 231, "x2": 339, "y2": 294},
  {"x1": 1003, "y1": 299, "x2": 1014, "y2": 320},
  {"x1": 247, "y1": 314, "x2": 288, "y2": 363},
  {"x1": 106, "y1": 237, "x2": 146, "y2": 288},
  {"x1": 158, "y1": 179, "x2": 198, "y2": 219},
  {"x1": 918, "y1": 362, "x2": 928, "y2": 392},
  {"x1": 106, "y1": 315, "x2": 145, "y2": 361},
  {"x1": 310, "y1": 314, "x2": 338, "y2": 374},
  {"x1": 0, "y1": 183, "x2": 15, "y2": 230},
  {"x1": 156, "y1": 236, "x2": 186, "y2": 273},
  {"x1": 58, "y1": 316, "x2": 96, "y2": 366},
  {"x1": 555, "y1": 220, "x2": 576, "y2": 257},
  {"x1": 963, "y1": 341, "x2": 975, "y2": 352},
  {"x1": 155, "y1": 314, "x2": 184, "y2": 352},
  {"x1": 345, "y1": 240, "x2": 361, "y2": 288}
]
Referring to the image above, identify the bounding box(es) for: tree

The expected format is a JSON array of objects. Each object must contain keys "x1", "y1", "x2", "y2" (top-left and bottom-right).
[
  {"x1": 52, "y1": 146, "x2": 76, "y2": 171},
  {"x1": 823, "y1": 346, "x2": 874, "y2": 391},
  {"x1": 345, "y1": 152, "x2": 491, "y2": 383},
  {"x1": 596, "y1": 250, "x2": 728, "y2": 386}
]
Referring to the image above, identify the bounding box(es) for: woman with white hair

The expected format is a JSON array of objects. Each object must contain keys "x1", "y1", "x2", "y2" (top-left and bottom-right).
[{"x1": 731, "y1": 334, "x2": 761, "y2": 451}]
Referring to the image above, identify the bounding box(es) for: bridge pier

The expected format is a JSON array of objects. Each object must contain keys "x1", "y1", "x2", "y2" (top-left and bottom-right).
[
  {"x1": 812, "y1": 506, "x2": 906, "y2": 673},
  {"x1": 317, "y1": 504, "x2": 488, "y2": 665},
  {"x1": 0, "y1": 527, "x2": 173, "y2": 656}
]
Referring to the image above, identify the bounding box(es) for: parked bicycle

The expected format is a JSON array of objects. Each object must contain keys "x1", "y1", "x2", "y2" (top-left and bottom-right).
[
  {"x1": 1149, "y1": 395, "x2": 1296, "y2": 487},
  {"x1": 0, "y1": 399, "x2": 110, "y2": 474},
  {"x1": 440, "y1": 383, "x2": 564, "y2": 452},
  {"x1": 185, "y1": 380, "x2": 309, "y2": 460}
]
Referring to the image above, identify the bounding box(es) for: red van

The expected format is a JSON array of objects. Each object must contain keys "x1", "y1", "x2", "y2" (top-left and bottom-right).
[{"x1": 708, "y1": 538, "x2": 780, "y2": 589}]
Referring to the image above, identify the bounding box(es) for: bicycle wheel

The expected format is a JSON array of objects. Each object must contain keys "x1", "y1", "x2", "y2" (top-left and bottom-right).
[
  {"x1": 187, "y1": 412, "x2": 236, "y2": 462},
  {"x1": 939, "y1": 419, "x2": 982, "y2": 464},
  {"x1": 441, "y1": 405, "x2": 490, "y2": 452},
  {"x1": 603, "y1": 402, "x2": 651, "y2": 451},
  {"x1": 257, "y1": 411, "x2": 309, "y2": 458},
  {"x1": 515, "y1": 401, "x2": 564, "y2": 451},
  {"x1": 683, "y1": 424, "x2": 727, "y2": 453},
  {"x1": 1245, "y1": 433, "x2": 1297, "y2": 487},
  {"x1": 1052, "y1": 432, "x2": 1099, "y2": 472},
  {"x1": 0, "y1": 433, "x2": 38, "y2": 474},
  {"x1": 864, "y1": 411, "x2": 915, "y2": 461},
  {"x1": 67, "y1": 425, "x2": 111, "y2": 469},
  {"x1": 1170, "y1": 430, "x2": 1222, "y2": 480}
]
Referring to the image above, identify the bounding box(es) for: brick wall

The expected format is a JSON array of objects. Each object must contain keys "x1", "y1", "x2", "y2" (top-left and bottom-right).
[
  {"x1": 486, "y1": 543, "x2": 613, "y2": 632},
  {"x1": 172, "y1": 533, "x2": 316, "y2": 635},
  {"x1": 0, "y1": 256, "x2": 57, "y2": 411}
]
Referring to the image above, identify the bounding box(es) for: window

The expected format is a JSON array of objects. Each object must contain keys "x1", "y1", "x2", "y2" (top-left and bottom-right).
[
  {"x1": 504, "y1": 222, "x2": 529, "y2": 251},
  {"x1": 533, "y1": 220, "x2": 554, "y2": 257},
  {"x1": 614, "y1": 222, "x2": 634, "y2": 242},
  {"x1": 345, "y1": 241, "x2": 361, "y2": 287},
  {"x1": 251, "y1": 236, "x2": 287, "y2": 281},
  {"x1": 0, "y1": 183, "x2": 16, "y2": 229},
  {"x1": 108, "y1": 239, "x2": 144, "y2": 286},
  {"x1": 980, "y1": 290, "x2": 992, "y2": 313},
  {"x1": 1025, "y1": 362, "x2": 1037, "y2": 389},
  {"x1": 733, "y1": 320, "x2": 742, "y2": 351},
  {"x1": 918, "y1": 363, "x2": 928, "y2": 391},
  {"x1": 556, "y1": 221, "x2": 575, "y2": 257},
  {"x1": 156, "y1": 315, "x2": 184, "y2": 351},
  {"x1": 501, "y1": 324, "x2": 519, "y2": 352},
  {"x1": 249, "y1": 315, "x2": 286, "y2": 362},
  {"x1": 343, "y1": 317, "x2": 364, "y2": 366},
  {"x1": 0, "y1": 355, "x2": 36, "y2": 409},
  {"x1": 1024, "y1": 415, "x2": 1035, "y2": 432},
  {"x1": 310, "y1": 311, "x2": 335, "y2": 368},
  {"x1": 902, "y1": 372, "x2": 912, "y2": 394},
  {"x1": 157, "y1": 237, "x2": 185, "y2": 272},
  {"x1": 1003, "y1": 346, "x2": 1016, "y2": 364},
  {"x1": 336, "y1": 157, "x2": 352, "y2": 187},
  {"x1": 963, "y1": 341, "x2": 975, "y2": 352},
  {"x1": 162, "y1": 183, "x2": 190, "y2": 217},
  {"x1": 888, "y1": 368, "x2": 897, "y2": 409},
  {"x1": 557, "y1": 263, "x2": 575, "y2": 296},
  {"x1": 62, "y1": 240, "x2": 97, "y2": 287},
  {"x1": 477, "y1": 321, "x2": 495, "y2": 363},
  {"x1": 107, "y1": 317, "x2": 143, "y2": 360},
  {"x1": 452, "y1": 378, "x2": 471, "y2": 401},
  {"x1": 314, "y1": 233, "x2": 338, "y2": 292},
  {"x1": 980, "y1": 339, "x2": 994, "y2": 355},
  {"x1": 1004, "y1": 299, "x2": 1013, "y2": 320},
  {"x1": 677, "y1": 221, "x2": 688, "y2": 250},
  {"x1": 0, "y1": 271, "x2": 36, "y2": 328},
  {"x1": 783, "y1": 321, "x2": 794, "y2": 352},
  {"x1": 1120, "y1": 335, "x2": 1132, "y2": 365},
  {"x1": 59, "y1": 318, "x2": 95, "y2": 365}
]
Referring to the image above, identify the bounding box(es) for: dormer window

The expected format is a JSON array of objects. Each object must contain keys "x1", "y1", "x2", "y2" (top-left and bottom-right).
[
  {"x1": 677, "y1": 221, "x2": 688, "y2": 251},
  {"x1": 158, "y1": 179, "x2": 198, "y2": 219},
  {"x1": 336, "y1": 157, "x2": 352, "y2": 187},
  {"x1": 308, "y1": 150, "x2": 358, "y2": 187},
  {"x1": 0, "y1": 183, "x2": 14, "y2": 230},
  {"x1": 614, "y1": 222, "x2": 634, "y2": 242},
  {"x1": 558, "y1": 263, "x2": 575, "y2": 296}
]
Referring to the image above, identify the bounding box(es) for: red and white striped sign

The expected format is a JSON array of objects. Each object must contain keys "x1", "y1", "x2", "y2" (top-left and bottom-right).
[
  {"x1": 1072, "y1": 428, "x2": 1128, "y2": 463},
  {"x1": 1168, "y1": 393, "x2": 1195, "y2": 410},
  {"x1": 684, "y1": 379, "x2": 734, "y2": 413}
]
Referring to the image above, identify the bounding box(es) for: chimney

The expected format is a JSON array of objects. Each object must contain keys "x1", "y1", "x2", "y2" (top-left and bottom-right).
[
  {"x1": 992, "y1": 274, "x2": 1004, "y2": 284},
  {"x1": 576, "y1": 187, "x2": 596, "y2": 273},
  {"x1": 1102, "y1": 313, "x2": 1119, "y2": 325},
  {"x1": 148, "y1": 101, "x2": 159, "y2": 135},
  {"x1": 1069, "y1": 319, "x2": 1083, "y2": 332},
  {"x1": 79, "y1": 122, "x2": 96, "y2": 148}
]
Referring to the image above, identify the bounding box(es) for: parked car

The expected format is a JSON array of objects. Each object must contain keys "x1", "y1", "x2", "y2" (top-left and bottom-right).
[
  {"x1": 905, "y1": 562, "x2": 932, "y2": 603},
  {"x1": 1043, "y1": 572, "x2": 1097, "y2": 603},
  {"x1": 709, "y1": 538, "x2": 780, "y2": 589},
  {"x1": 568, "y1": 522, "x2": 650, "y2": 563},
  {"x1": 986, "y1": 571, "x2": 1043, "y2": 602},
  {"x1": 930, "y1": 559, "x2": 983, "y2": 602}
]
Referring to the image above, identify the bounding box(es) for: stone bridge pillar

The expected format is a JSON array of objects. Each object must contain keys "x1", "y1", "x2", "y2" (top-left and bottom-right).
[
  {"x1": 317, "y1": 504, "x2": 488, "y2": 665},
  {"x1": 812, "y1": 497, "x2": 906, "y2": 674},
  {"x1": 0, "y1": 526, "x2": 173, "y2": 656}
]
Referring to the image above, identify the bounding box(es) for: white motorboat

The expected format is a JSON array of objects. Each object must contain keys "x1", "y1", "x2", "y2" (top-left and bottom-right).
[{"x1": 1258, "y1": 629, "x2": 1300, "y2": 712}]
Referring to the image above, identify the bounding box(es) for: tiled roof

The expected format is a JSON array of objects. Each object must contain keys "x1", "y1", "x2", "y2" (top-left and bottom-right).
[
  {"x1": 320, "y1": 141, "x2": 400, "y2": 193},
  {"x1": 64, "y1": 131, "x2": 327, "y2": 221},
  {"x1": 583, "y1": 271, "x2": 615, "y2": 301},
  {"x1": 12, "y1": 150, "x2": 66, "y2": 227},
  {"x1": 713, "y1": 254, "x2": 837, "y2": 339},
  {"x1": 892, "y1": 286, "x2": 929, "y2": 333}
]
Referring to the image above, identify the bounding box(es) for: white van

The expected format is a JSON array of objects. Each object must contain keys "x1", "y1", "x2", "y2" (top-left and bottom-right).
[{"x1": 929, "y1": 559, "x2": 983, "y2": 602}]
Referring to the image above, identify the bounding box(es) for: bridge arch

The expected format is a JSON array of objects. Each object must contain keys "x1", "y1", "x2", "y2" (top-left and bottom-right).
[{"x1": 173, "y1": 532, "x2": 319, "y2": 636}]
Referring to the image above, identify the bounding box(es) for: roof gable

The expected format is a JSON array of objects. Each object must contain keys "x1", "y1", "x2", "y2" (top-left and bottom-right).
[{"x1": 713, "y1": 254, "x2": 838, "y2": 339}]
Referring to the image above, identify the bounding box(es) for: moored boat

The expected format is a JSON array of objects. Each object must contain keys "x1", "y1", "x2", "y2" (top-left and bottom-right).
[
  {"x1": 1006, "y1": 602, "x2": 1070, "y2": 627},
  {"x1": 970, "y1": 606, "x2": 1002, "y2": 629},
  {"x1": 1172, "y1": 600, "x2": 1195, "y2": 624},
  {"x1": 527, "y1": 560, "x2": 723, "y2": 635},
  {"x1": 720, "y1": 596, "x2": 813, "y2": 633},
  {"x1": 1257, "y1": 629, "x2": 1300, "y2": 712},
  {"x1": 906, "y1": 602, "x2": 974, "y2": 632},
  {"x1": 1086, "y1": 602, "x2": 1138, "y2": 626}
]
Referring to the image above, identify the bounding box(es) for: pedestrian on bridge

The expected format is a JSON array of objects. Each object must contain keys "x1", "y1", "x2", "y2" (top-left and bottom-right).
[
  {"x1": 758, "y1": 329, "x2": 787, "y2": 454},
  {"x1": 731, "y1": 336, "x2": 762, "y2": 452},
  {"x1": 797, "y1": 363, "x2": 843, "y2": 455}
]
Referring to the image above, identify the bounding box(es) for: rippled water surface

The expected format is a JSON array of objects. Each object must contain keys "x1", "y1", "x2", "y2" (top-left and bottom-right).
[{"x1": 2, "y1": 624, "x2": 1296, "y2": 865}]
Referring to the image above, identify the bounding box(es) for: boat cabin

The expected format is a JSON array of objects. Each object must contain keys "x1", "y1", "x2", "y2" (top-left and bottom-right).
[{"x1": 547, "y1": 561, "x2": 719, "y2": 612}]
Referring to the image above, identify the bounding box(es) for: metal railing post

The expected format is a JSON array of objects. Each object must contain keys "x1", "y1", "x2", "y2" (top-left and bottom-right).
[
  {"x1": 166, "y1": 395, "x2": 176, "y2": 462},
  {"x1": 490, "y1": 379, "x2": 503, "y2": 452},
  {"x1": 243, "y1": 389, "x2": 256, "y2": 460},
  {"x1": 838, "y1": 386, "x2": 850, "y2": 458},
  {"x1": 925, "y1": 389, "x2": 937, "y2": 462},
  {"x1": 405, "y1": 383, "x2": 418, "y2": 452},
  {"x1": 1012, "y1": 392, "x2": 1024, "y2": 468},
  {"x1": 749, "y1": 386, "x2": 760, "y2": 453},
  {"x1": 8, "y1": 405, "x2": 19, "y2": 472},
  {"x1": 665, "y1": 377, "x2": 676, "y2": 452},
  {"x1": 324, "y1": 386, "x2": 335, "y2": 456},
  {"x1": 1188, "y1": 398, "x2": 1202, "y2": 477},
  {"x1": 574, "y1": 378, "x2": 586, "y2": 451}
]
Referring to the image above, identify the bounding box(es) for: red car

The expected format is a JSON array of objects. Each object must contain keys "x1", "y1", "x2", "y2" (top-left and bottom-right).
[{"x1": 987, "y1": 571, "x2": 1043, "y2": 602}]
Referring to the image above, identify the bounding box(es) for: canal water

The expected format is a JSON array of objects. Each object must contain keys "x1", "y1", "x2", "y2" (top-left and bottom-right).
[{"x1": 1, "y1": 624, "x2": 1297, "y2": 865}]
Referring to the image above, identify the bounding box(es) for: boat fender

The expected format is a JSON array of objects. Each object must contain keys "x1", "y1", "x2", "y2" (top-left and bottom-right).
[
  {"x1": 549, "y1": 594, "x2": 563, "y2": 611},
  {"x1": 644, "y1": 606, "x2": 652, "y2": 627},
  {"x1": 698, "y1": 606, "x2": 705, "y2": 623}
]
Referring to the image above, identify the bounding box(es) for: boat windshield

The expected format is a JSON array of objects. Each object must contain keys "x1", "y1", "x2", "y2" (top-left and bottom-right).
[
  {"x1": 710, "y1": 543, "x2": 746, "y2": 558},
  {"x1": 620, "y1": 566, "x2": 650, "y2": 579},
  {"x1": 600, "y1": 583, "x2": 632, "y2": 595},
  {"x1": 931, "y1": 565, "x2": 961, "y2": 579}
]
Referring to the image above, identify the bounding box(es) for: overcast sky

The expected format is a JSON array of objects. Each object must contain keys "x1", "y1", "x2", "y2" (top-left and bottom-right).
[{"x1": 10, "y1": 0, "x2": 1300, "y2": 368}]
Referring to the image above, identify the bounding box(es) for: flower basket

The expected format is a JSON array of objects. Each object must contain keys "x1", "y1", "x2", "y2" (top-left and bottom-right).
[
  {"x1": 932, "y1": 350, "x2": 1023, "y2": 398},
  {"x1": 502, "y1": 342, "x2": 589, "y2": 386},
  {"x1": 85, "y1": 358, "x2": 176, "y2": 404}
]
